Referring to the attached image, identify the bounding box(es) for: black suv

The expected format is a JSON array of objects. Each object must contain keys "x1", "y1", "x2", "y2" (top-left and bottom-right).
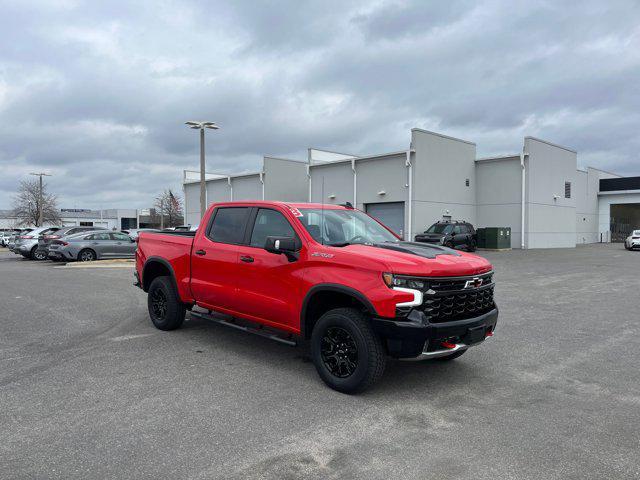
[{"x1": 414, "y1": 221, "x2": 477, "y2": 252}]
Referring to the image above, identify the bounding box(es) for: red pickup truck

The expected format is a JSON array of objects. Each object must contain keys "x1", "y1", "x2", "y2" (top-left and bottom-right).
[{"x1": 135, "y1": 201, "x2": 497, "y2": 393}]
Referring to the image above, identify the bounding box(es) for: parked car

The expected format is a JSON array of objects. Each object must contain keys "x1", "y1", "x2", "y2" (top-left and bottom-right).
[
  {"x1": 35, "y1": 225, "x2": 107, "y2": 260},
  {"x1": 135, "y1": 201, "x2": 497, "y2": 393},
  {"x1": 7, "y1": 228, "x2": 34, "y2": 252},
  {"x1": 15, "y1": 226, "x2": 61, "y2": 260},
  {"x1": 48, "y1": 230, "x2": 137, "y2": 262},
  {"x1": 122, "y1": 228, "x2": 160, "y2": 240},
  {"x1": 624, "y1": 230, "x2": 640, "y2": 250},
  {"x1": 1, "y1": 230, "x2": 19, "y2": 247},
  {"x1": 414, "y1": 221, "x2": 477, "y2": 251}
]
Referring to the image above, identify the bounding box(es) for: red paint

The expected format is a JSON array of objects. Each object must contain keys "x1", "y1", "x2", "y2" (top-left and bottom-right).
[{"x1": 136, "y1": 201, "x2": 494, "y2": 335}]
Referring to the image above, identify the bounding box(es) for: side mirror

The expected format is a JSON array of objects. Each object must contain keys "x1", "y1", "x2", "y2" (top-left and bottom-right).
[{"x1": 264, "y1": 236, "x2": 299, "y2": 261}]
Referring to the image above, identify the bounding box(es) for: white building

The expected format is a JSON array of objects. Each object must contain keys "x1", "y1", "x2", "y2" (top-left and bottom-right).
[{"x1": 182, "y1": 128, "x2": 640, "y2": 249}]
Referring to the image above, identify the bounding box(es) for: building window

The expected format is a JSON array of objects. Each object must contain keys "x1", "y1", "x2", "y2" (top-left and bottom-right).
[
  {"x1": 564, "y1": 182, "x2": 571, "y2": 198},
  {"x1": 79, "y1": 221, "x2": 93, "y2": 226},
  {"x1": 465, "y1": 178, "x2": 470, "y2": 187}
]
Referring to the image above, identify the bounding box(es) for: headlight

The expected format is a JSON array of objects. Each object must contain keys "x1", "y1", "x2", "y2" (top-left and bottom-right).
[{"x1": 382, "y1": 273, "x2": 425, "y2": 290}]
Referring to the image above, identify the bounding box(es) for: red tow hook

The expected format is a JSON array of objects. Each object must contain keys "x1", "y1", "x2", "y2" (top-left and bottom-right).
[
  {"x1": 441, "y1": 341, "x2": 457, "y2": 349},
  {"x1": 485, "y1": 330, "x2": 494, "y2": 338}
]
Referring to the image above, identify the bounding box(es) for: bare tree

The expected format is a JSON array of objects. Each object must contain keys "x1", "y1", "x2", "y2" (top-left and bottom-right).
[
  {"x1": 154, "y1": 189, "x2": 184, "y2": 228},
  {"x1": 12, "y1": 179, "x2": 61, "y2": 227}
]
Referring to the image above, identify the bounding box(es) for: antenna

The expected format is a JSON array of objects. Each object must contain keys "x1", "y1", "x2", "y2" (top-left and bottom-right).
[{"x1": 321, "y1": 176, "x2": 325, "y2": 245}]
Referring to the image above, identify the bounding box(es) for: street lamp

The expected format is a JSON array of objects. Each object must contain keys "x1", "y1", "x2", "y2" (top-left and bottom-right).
[{"x1": 185, "y1": 121, "x2": 220, "y2": 219}]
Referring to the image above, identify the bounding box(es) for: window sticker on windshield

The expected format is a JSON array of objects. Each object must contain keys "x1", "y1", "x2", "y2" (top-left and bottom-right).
[{"x1": 286, "y1": 206, "x2": 303, "y2": 217}]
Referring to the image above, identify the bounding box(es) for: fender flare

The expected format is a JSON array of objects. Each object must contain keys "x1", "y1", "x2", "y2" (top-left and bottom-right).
[
  {"x1": 299, "y1": 283, "x2": 377, "y2": 338},
  {"x1": 142, "y1": 256, "x2": 179, "y2": 293}
]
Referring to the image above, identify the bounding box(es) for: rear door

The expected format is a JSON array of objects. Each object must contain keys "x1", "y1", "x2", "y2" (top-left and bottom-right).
[
  {"x1": 190, "y1": 206, "x2": 251, "y2": 313},
  {"x1": 90, "y1": 232, "x2": 115, "y2": 257},
  {"x1": 234, "y1": 207, "x2": 304, "y2": 329}
]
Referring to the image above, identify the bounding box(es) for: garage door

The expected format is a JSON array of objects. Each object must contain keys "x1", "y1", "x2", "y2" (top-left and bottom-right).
[
  {"x1": 365, "y1": 202, "x2": 405, "y2": 238},
  {"x1": 610, "y1": 203, "x2": 640, "y2": 242}
]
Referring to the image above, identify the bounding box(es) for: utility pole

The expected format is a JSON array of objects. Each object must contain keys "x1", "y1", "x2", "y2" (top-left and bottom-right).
[
  {"x1": 29, "y1": 172, "x2": 52, "y2": 227},
  {"x1": 185, "y1": 121, "x2": 220, "y2": 219}
]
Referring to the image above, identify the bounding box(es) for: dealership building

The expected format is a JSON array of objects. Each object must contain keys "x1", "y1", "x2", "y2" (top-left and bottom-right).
[{"x1": 183, "y1": 128, "x2": 640, "y2": 249}]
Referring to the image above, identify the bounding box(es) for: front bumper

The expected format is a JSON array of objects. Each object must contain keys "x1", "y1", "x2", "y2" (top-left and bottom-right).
[{"x1": 371, "y1": 308, "x2": 498, "y2": 359}]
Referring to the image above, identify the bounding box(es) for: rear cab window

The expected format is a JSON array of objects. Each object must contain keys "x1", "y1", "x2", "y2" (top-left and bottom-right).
[{"x1": 206, "y1": 207, "x2": 250, "y2": 244}]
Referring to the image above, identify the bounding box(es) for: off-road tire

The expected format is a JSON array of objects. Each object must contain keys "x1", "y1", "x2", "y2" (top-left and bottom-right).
[
  {"x1": 436, "y1": 349, "x2": 467, "y2": 361},
  {"x1": 148, "y1": 276, "x2": 186, "y2": 331},
  {"x1": 311, "y1": 307, "x2": 386, "y2": 394},
  {"x1": 78, "y1": 249, "x2": 96, "y2": 262}
]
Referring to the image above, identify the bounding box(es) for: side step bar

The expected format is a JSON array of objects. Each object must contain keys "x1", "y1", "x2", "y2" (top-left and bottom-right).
[{"x1": 190, "y1": 310, "x2": 297, "y2": 347}]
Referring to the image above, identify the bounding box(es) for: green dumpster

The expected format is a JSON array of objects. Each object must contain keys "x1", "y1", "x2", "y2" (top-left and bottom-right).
[
  {"x1": 476, "y1": 228, "x2": 487, "y2": 248},
  {"x1": 479, "y1": 227, "x2": 511, "y2": 249}
]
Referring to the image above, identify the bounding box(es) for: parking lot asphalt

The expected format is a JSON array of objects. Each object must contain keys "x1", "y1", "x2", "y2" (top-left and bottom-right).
[{"x1": 1, "y1": 244, "x2": 639, "y2": 479}]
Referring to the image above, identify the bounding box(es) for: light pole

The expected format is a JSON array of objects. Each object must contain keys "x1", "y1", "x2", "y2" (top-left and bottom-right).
[
  {"x1": 30, "y1": 172, "x2": 52, "y2": 227},
  {"x1": 185, "y1": 121, "x2": 219, "y2": 219}
]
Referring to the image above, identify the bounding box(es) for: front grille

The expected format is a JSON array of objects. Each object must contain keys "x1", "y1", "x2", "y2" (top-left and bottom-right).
[
  {"x1": 396, "y1": 272, "x2": 496, "y2": 323},
  {"x1": 422, "y1": 284, "x2": 495, "y2": 322}
]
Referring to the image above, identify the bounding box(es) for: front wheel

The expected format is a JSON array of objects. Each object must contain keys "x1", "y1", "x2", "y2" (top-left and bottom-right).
[
  {"x1": 311, "y1": 308, "x2": 386, "y2": 394},
  {"x1": 467, "y1": 240, "x2": 477, "y2": 252},
  {"x1": 147, "y1": 276, "x2": 185, "y2": 331}
]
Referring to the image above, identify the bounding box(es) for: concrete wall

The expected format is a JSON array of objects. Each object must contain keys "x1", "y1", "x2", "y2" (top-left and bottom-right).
[
  {"x1": 184, "y1": 182, "x2": 201, "y2": 226},
  {"x1": 310, "y1": 161, "x2": 354, "y2": 205},
  {"x1": 574, "y1": 168, "x2": 620, "y2": 244},
  {"x1": 232, "y1": 174, "x2": 263, "y2": 201},
  {"x1": 524, "y1": 137, "x2": 577, "y2": 248},
  {"x1": 410, "y1": 129, "x2": 477, "y2": 240},
  {"x1": 263, "y1": 157, "x2": 308, "y2": 202},
  {"x1": 476, "y1": 156, "x2": 522, "y2": 248}
]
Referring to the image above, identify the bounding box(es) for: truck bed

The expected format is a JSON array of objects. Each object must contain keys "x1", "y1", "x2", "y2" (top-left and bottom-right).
[{"x1": 136, "y1": 230, "x2": 194, "y2": 300}]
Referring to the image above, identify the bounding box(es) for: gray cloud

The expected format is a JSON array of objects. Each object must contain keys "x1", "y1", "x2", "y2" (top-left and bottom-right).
[{"x1": 1, "y1": 0, "x2": 639, "y2": 209}]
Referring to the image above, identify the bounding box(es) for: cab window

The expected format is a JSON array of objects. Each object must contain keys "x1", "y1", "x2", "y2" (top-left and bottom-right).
[
  {"x1": 249, "y1": 209, "x2": 296, "y2": 247},
  {"x1": 207, "y1": 207, "x2": 250, "y2": 244}
]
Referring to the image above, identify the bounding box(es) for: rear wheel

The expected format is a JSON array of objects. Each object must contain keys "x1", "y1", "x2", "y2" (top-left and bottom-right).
[
  {"x1": 311, "y1": 308, "x2": 386, "y2": 394},
  {"x1": 32, "y1": 247, "x2": 47, "y2": 260},
  {"x1": 78, "y1": 249, "x2": 96, "y2": 262},
  {"x1": 147, "y1": 276, "x2": 185, "y2": 331}
]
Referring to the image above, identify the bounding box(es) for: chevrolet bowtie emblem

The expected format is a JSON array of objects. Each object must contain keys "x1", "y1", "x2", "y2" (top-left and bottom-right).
[{"x1": 464, "y1": 277, "x2": 483, "y2": 289}]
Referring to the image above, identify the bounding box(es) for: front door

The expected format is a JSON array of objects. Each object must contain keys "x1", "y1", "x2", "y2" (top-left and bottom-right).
[
  {"x1": 110, "y1": 232, "x2": 136, "y2": 256},
  {"x1": 190, "y1": 206, "x2": 250, "y2": 314},
  {"x1": 234, "y1": 207, "x2": 304, "y2": 331}
]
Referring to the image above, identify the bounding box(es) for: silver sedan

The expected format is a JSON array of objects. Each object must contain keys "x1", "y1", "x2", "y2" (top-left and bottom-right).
[{"x1": 48, "y1": 231, "x2": 137, "y2": 262}]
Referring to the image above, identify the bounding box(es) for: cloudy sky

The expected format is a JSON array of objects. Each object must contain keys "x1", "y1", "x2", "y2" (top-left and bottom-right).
[{"x1": 1, "y1": 0, "x2": 639, "y2": 210}]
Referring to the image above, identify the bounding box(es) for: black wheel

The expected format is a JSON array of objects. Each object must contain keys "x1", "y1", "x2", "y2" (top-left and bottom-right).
[
  {"x1": 467, "y1": 240, "x2": 477, "y2": 252},
  {"x1": 147, "y1": 276, "x2": 185, "y2": 331},
  {"x1": 311, "y1": 308, "x2": 386, "y2": 394},
  {"x1": 78, "y1": 249, "x2": 96, "y2": 262},
  {"x1": 436, "y1": 349, "x2": 467, "y2": 361},
  {"x1": 32, "y1": 248, "x2": 47, "y2": 260}
]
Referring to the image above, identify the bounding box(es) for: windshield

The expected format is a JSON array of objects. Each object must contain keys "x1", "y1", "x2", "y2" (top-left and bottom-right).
[
  {"x1": 426, "y1": 224, "x2": 453, "y2": 234},
  {"x1": 298, "y1": 208, "x2": 399, "y2": 246}
]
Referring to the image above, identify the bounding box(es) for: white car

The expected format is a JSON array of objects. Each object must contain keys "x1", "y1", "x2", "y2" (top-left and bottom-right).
[{"x1": 624, "y1": 230, "x2": 640, "y2": 250}]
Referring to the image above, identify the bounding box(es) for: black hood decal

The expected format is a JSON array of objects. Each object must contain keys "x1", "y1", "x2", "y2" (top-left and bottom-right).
[{"x1": 372, "y1": 241, "x2": 460, "y2": 259}]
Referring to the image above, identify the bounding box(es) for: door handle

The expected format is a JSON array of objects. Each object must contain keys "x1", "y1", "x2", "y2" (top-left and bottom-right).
[
  {"x1": 195, "y1": 249, "x2": 206, "y2": 256},
  {"x1": 240, "y1": 255, "x2": 254, "y2": 263}
]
